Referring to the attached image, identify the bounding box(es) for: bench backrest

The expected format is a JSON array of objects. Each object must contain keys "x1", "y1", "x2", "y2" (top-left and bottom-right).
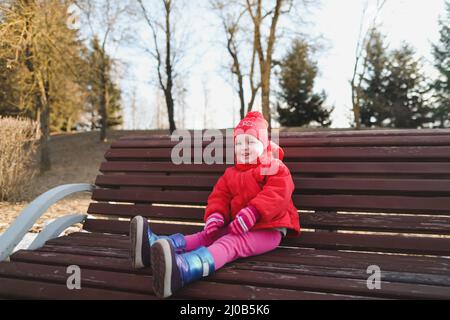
[{"x1": 85, "y1": 129, "x2": 450, "y2": 256}]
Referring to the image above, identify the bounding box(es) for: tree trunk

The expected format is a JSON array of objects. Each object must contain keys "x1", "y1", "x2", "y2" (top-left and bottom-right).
[
  {"x1": 66, "y1": 117, "x2": 72, "y2": 133},
  {"x1": 99, "y1": 56, "x2": 107, "y2": 142},
  {"x1": 261, "y1": 65, "x2": 271, "y2": 131},
  {"x1": 39, "y1": 102, "x2": 51, "y2": 173},
  {"x1": 165, "y1": 90, "x2": 176, "y2": 133},
  {"x1": 238, "y1": 74, "x2": 245, "y2": 119},
  {"x1": 165, "y1": 0, "x2": 176, "y2": 134},
  {"x1": 351, "y1": 84, "x2": 362, "y2": 129},
  {"x1": 37, "y1": 73, "x2": 51, "y2": 173}
]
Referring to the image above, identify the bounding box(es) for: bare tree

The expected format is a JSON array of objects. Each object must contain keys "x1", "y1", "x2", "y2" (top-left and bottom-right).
[
  {"x1": 154, "y1": 89, "x2": 168, "y2": 130},
  {"x1": 138, "y1": 0, "x2": 187, "y2": 134},
  {"x1": 244, "y1": 0, "x2": 294, "y2": 130},
  {"x1": 351, "y1": 0, "x2": 387, "y2": 129},
  {"x1": 174, "y1": 77, "x2": 187, "y2": 129},
  {"x1": 212, "y1": 0, "x2": 260, "y2": 120},
  {"x1": 74, "y1": 0, "x2": 133, "y2": 141}
]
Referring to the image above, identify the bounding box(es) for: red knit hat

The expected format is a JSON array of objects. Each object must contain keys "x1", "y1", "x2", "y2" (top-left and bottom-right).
[
  {"x1": 233, "y1": 111, "x2": 273, "y2": 171},
  {"x1": 233, "y1": 111, "x2": 269, "y2": 148}
]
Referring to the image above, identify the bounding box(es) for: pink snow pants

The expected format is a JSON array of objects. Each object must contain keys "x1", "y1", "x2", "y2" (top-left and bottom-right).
[{"x1": 184, "y1": 225, "x2": 282, "y2": 270}]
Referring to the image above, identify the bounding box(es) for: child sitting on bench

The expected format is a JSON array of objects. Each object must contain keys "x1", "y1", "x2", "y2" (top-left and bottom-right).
[{"x1": 129, "y1": 111, "x2": 301, "y2": 298}]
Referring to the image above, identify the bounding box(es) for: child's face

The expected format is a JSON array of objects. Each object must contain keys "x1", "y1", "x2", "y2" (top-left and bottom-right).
[{"x1": 235, "y1": 134, "x2": 264, "y2": 164}]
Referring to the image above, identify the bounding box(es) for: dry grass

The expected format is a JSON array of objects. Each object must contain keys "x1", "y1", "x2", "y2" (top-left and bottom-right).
[
  {"x1": 0, "y1": 117, "x2": 40, "y2": 202},
  {"x1": 0, "y1": 129, "x2": 168, "y2": 233}
]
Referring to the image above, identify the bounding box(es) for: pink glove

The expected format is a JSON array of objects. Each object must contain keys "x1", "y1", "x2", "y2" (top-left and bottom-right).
[
  {"x1": 230, "y1": 205, "x2": 261, "y2": 235},
  {"x1": 204, "y1": 212, "x2": 225, "y2": 237}
]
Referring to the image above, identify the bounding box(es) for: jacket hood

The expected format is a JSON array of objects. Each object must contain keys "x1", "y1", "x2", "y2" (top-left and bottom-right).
[{"x1": 269, "y1": 141, "x2": 284, "y2": 161}]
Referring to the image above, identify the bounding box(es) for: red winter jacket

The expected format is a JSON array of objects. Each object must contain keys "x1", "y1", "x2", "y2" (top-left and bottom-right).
[{"x1": 204, "y1": 141, "x2": 301, "y2": 238}]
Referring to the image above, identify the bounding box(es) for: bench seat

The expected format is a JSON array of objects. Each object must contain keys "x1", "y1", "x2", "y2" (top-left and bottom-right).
[{"x1": 1, "y1": 128, "x2": 449, "y2": 300}]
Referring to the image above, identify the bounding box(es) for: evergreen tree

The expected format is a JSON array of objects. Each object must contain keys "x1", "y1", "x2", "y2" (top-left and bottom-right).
[
  {"x1": 360, "y1": 29, "x2": 433, "y2": 128},
  {"x1": 385, "y1": 44, "x2": 433, "y2": 128},
  {"x1": 431, "y1": 1, "x2": 450, "y2": 128},
  {"x1": 85, "y1": 37, "x2": 123, "y2": 132},
  {"x1": 360, "y1": 29, "x2": 391, "y2": 127},
  {"x1": 277, "y1": 39, "x2": 333, "y2": 127},
  {"x1": 0, "y1": 55, "x2": 21, "y2": 116}
]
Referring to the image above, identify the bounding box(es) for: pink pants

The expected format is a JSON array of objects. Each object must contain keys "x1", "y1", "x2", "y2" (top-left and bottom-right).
[{"x1": 184, "y1": 225, "x2": 282, "y2": 270}]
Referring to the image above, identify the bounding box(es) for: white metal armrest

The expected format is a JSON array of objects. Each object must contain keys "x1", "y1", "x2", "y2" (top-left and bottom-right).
[
  {"x1": 27, "y1": 214, "x2": 88, "y2": 250},
  {"x1": 0, "y1": 183, "x2": 95, "y2": 261}
]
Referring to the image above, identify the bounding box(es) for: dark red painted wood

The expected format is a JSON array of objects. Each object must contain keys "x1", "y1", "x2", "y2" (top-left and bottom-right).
[
  {"x1": 95, "y1": 174, "x2": 450, "y2": 196},
  {"x1": 99, "y1": 161, "x2": 450, "y2": 175},
  {"x1": 84, "y1": 205, "x2": 450, "y2": 234},
  {"x1": 105, "y1": 146, "x2": 450, "y2": 161},
  {"x1": 111, "y1": 135, "x2": 450, "y2": 148},
  {"x1": 80, "y1": 221, "x2": 450, "y2": 256},
  {"x1": 3, "y1": 129, "x2": 450, "y2": 300},
  {"x1": 91, "y1": 189, "x2": 450, "y2": 214}
]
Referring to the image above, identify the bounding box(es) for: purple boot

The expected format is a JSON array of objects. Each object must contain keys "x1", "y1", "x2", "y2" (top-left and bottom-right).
[
  {"x1": 151, "y1": 238, "x2": 215, "y2": 298},
  {"x1": 129, "y1": 215, "x2": 186, "y2": 269}
]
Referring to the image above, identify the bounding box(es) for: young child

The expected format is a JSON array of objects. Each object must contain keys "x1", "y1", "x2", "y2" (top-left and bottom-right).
[{"x1": 129, "y1": 111, "x2": 301, "y2": 298}]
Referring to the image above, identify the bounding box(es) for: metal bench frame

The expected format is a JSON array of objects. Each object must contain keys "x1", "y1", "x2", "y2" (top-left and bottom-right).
[{"x1": 0, "y1": 184, "x2": 95, "y2": 261}]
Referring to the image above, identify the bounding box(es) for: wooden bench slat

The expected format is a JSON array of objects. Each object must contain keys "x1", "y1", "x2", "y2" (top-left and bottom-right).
[
  {"x1": 246, "y1": 248, "x2": 450, "y2": 278},
  {"x1": 100, "y1": 161, "x2": 230, "y2": 173},
  {"x1": 36, "y1": 229, "x2": 450, "y2": 276},
  {"x1": 56, "y1": 232, "x2": 450, "y2": 276},
  {"x1": 86, "y1": 204, "x2": 450, "y2": 234},
  {"x1": 100, "y1": 161, "x2": 450, "y2": 176},
  {"x1": 0, "y1": 257, "x2": 371, "y2": 300},
  {"x1": 39, "y1": 240, "x2": 450, "y2": 281},
  {"x1": 5, "y1": 259, "x2": 337, "y2": 300},
  {"x1": 234, "y1": 260, "x2": 450, "y2": 288},
  {"x1": 6, "y1": 248, "x2": 449, "y2": 299},
  {"x1": 111, "y1": 135, "x2": 450, "y2": 148},
  {"x1": 105, "y1": 146, "x2": 450, "y2": 161},
  {"x1": 91, "y1": 189, "x2": 450, "y2": 214},
  {"x1": 80, "y1": 221, "x2": 450, "y2": 256},
  {"x1": 38, "y1": 244, "x2": 130, "y2": 259},
  {"x1": 117, "y1": 129, "x2": 450, "y2": 141},
  {"x1": 275, "y1": 129, "x2": 450, "y2": 137},
  {"x1": 0, "y1": 260, "x2": 376, "y2": 299},
  {"x1": 33, "y1": 239, "x2": 450, "y2": 289},
  {"x1": 87, "y1": 203, "x2": 202, "y2": 221},
  {"x1": 284, "y1": 232, "x2": 450, "y2": 256},
  {"x1": 0, "y1": 261, "x2": 154, "y2": 294},
  {"x1": 95, "y1": 174, "x2": 450, "y2": 195},
  {"x1": 33, "y1": 236, "x2": 450, "y2": 278},
  {"x1": 45, "y1": 234, "x2": 131, "y2": 250},
  {"x1": 210, "y1": 267, "x2": 450, "y2": 300},
  {"x1": 301, "y1": 212, "x2": 450, "y2": 234},
  {"x1": 176, "y1": 280, "x2": 369, "y2": 300},
  {"x1": 0, "y1": 276, "x2": 155, "y2": 300},
  {"x1": 297, "y1": 194, "x2": 450, "y2": 214}
]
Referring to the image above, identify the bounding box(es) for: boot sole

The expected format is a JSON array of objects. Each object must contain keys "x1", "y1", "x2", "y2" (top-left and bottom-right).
[
  {"x1": 151, "y1": 239, "x2": 174, "y2": 298},
  {"x1": 130, "y1": 216, "x2": 145, "y2": 269}
]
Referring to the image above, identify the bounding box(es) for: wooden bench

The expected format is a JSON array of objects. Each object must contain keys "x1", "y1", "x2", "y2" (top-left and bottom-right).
[{"x1": 1, "y1": 128, "x2": 450, "y2": 300}]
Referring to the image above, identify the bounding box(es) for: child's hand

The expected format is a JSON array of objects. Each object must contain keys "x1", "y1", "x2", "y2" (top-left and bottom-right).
[
  {"x1": 204, "y1": 212, "x2": 225, "y2": 237},
  {"x1": 230, "y1": 205, "x2": 261, "y2": 235}
]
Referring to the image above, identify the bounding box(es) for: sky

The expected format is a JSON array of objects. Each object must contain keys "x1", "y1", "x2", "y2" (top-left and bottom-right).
[{"x1": 110, "y1": 0, "x2": 447, "y2": 130}]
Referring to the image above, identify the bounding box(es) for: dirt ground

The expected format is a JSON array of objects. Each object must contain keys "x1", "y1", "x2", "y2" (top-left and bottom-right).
[{"x1": 0, "y1": 129, "x2": 170, "y2": 234}]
